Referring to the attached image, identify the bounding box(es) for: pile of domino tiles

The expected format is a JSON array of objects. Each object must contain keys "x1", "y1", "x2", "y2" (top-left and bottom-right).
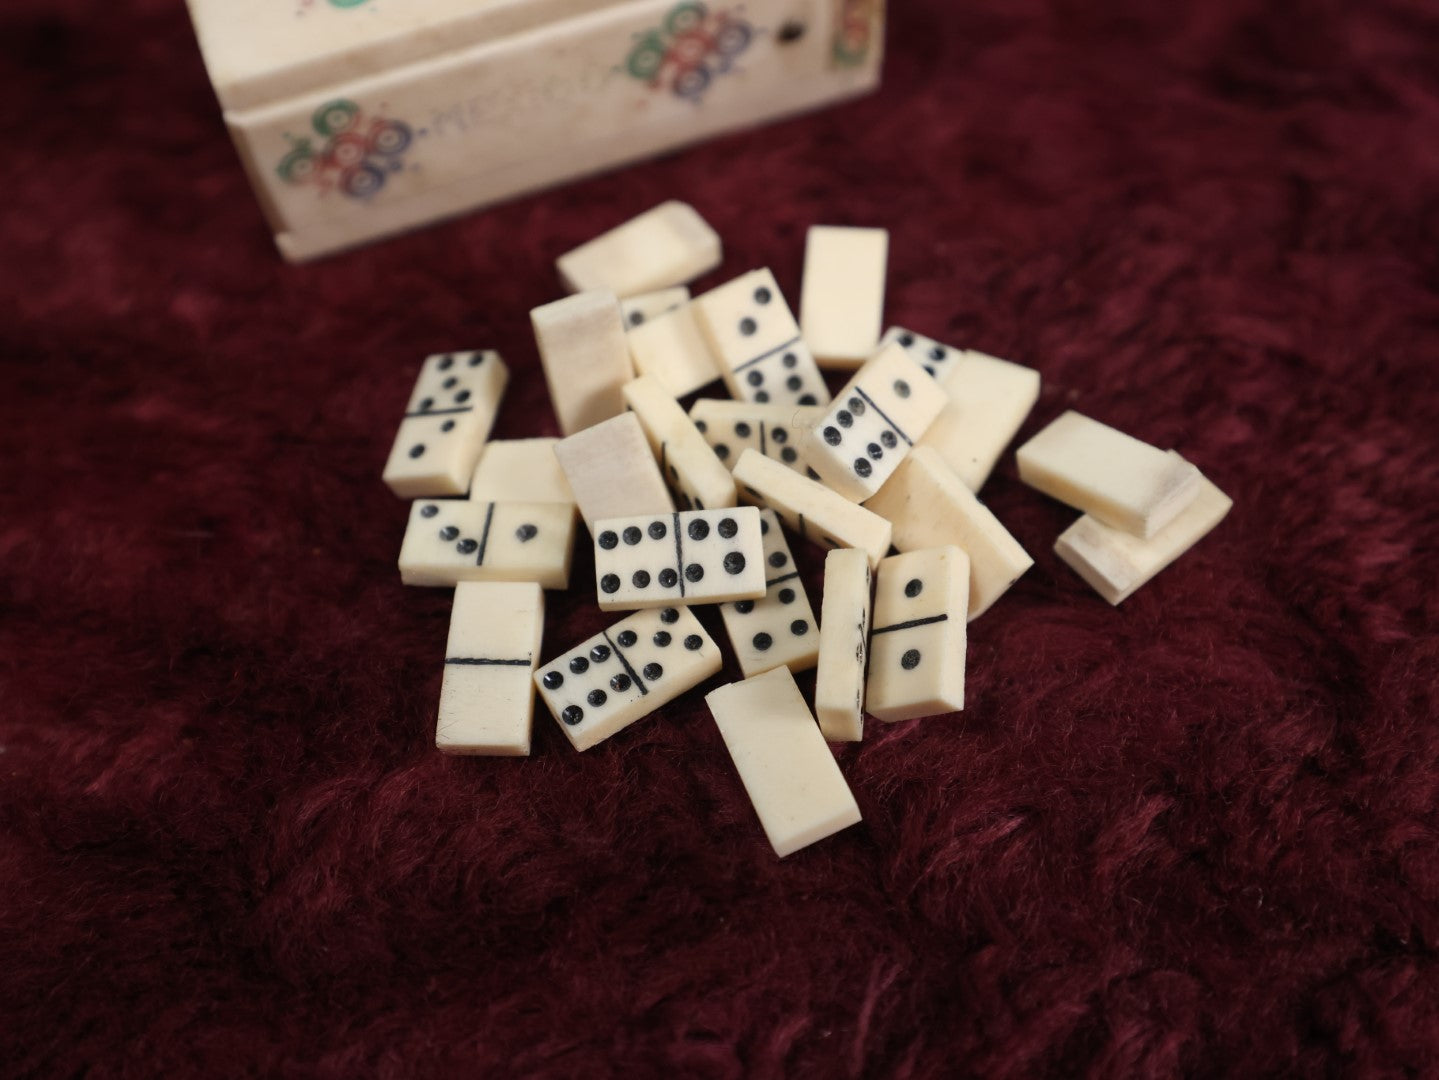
[{"x1": 382, "y1": 201, "x2": 1233, "y2": 859}]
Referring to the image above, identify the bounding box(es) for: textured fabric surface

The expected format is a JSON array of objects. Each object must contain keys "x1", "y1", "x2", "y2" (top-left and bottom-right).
[{"x1": 3, "y1": 1, "x2": 1438, "y2": 1076}]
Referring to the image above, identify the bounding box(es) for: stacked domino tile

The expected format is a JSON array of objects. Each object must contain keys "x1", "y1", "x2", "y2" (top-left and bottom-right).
[{"x1": 382, "y1": 201, "x2": 1233, "y2": 859}]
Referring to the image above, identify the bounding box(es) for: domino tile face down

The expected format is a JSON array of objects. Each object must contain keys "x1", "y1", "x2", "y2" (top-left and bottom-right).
[
  {"x1": 436, "y1": 582, "x2": 544, "y2": 755},
  {"x1": 382, "y1": 350, "x2": 508, "y2": 498},
  {"x1": 866, "y1": 546, "x2": 969, "y2": 723},
  {"x1": 592, "y1": 507, "x2": 766, "y2": 611},
  {"x1": 552, "y1": 412, "x2": 674, "y2": 533},
  {"x1": 556, "y1": 201, "x2": 722, "y2": 298},
  {"x1": 468, "y1": 438, "x2": 575, "y2": 509},
  {"x1": 814, "y1": 547, "x2": 872, "y2": 743},
  {"x1": 536, "y1": 605, "x2": 722, "y2": 752},
  {"x1": 530, "y1": 290, "x2": 634, "y2": 436},
  {"x1": 398, "y1": 499, "x2": 576, "y2": 589},
  {"x1": 689, "y1": 399, "x2": 825, "y2": 476},
  {"x1": 1055, "y1": 466, "x2": 1232, "y2": 605},
  {"x1": 718, "y1": 510, "x2": 820, "y2": 679},
  {"x1": 733, "y1": 449, "x2": 892, "y2": 571},
  {"x1": 706, "y1": 666, "x2": 863, "y2": 858},
  {"x1": 800, "y1": 226, "x2": 889, "y2": 368},
  {"x1": 620, "y1": 287, "x2": 690, "y2": 330},
  {"x1": 622, "y1": 376, "x2": 736, "y2": 511},
  {"x1": 1015, "y1": 411, "x2": 1202, "y2": 539},
  {"x1": 625, "y1": 302, "x2": 724, "y2": 399},
  {"x1": 691, "y1": 269, "x2": 832, "y2": 407},
  {"x1": 802, "y1": 342, "x2": 947, "y2": 502},
  {"x1": 865, "y1": 447, "x2": 1034, "y2": 620}
]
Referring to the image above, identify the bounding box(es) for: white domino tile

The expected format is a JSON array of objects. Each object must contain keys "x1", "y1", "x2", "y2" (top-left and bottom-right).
[
  {"x1": 436, "y1": 582, "x2": 543, "y2": 756},
  {"x1": 536, "y1": 605, "x2": 722, "y2": 752},
  {"x1": 382, "y1": 350, "x2": 508, "y2": 498},
  {"x1": 530, "y1": 290, "x2": 633, "y2": 436},
  {"x1": 620, "y1": 286, "x2": 690, "y2": 330},
  {"x1": 814, "y1": 547, "x2": 872, "y2": 743},
  {"x1": 865, "y1": 447, "x2": 1033, "y2": 620},
  {"x1": 398, "y1": 498, "x2": 575, "y2": 589},
  {"x1": 718, "y1": 510, "x2": 819, "y2": 679},
  {"x1": 917, "y1": 348, "x2": 1039, "y2": 493},
  {"x1": 800, "y1": 226, "x2": 889, "y2": 368},
  {"x1": 556, "y1": 201, "x2": 722, "y2": 298},
  {"x1": 689, "y1": 399, "x2": 823, "y2": 475},
  {"x1": 733, "y1": 449, "x2": 892, "y2": 570},
  {"x1": 468, "y1": 438, "x2": 575, "y2": 509},
  {"x1": 592, "y1": 507, "x2": 766, "y2": 611},
  {"x1": 622, "y1": 376, "x2": 736, "y2": 511},
  {"x1": 1016, "y1": 411, "x2": 1202, "y2": 539},
  {"x1": 626, "y1": 301, "x2": 724, "y2": 399},
  {"x1": 1055, "y1": 465, "x2": 1232, "y2": 605},
  {"x1": 865, "y1": 546, "x2": 969, "y2": 723},
  {"x1": 802, "y1": 342, "x2": 947, "y2": 502},
  {"x1": 553, "y1": 412, "x2": 674, "y2": 533},
  {"x1": 692, "y1": 269, "x2": 832, "y2": 407},
  {"x1": 706, "y1": 667, "x2": 863, "y2": 858}
]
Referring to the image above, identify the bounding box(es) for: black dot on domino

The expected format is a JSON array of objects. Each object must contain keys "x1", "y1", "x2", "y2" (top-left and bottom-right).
[
  {"x1": 901, "y1": 649, "x2": 921, "y2": 669},
  {"x1": 467, "y1": 354, "x2": 483, "y2": 367},
  {"x1": 854, "y1": 459, "x2": 872, "y2": 478},
  {"x1": 695, "y1": 420, "x2": 708, "y2": 433},
  {"x1": 561, "y1": 705, "x2": 584, "y2": 726},
  {"x1": 660, "y1": 608, "x2": 680, "y2": 624},
  {"x1": 723, "y1": 553, "x2": 746, "y2": 575},
  {"x1": 438, "y1": 356, "x2": 454, "y2": 371},
  {"x1": 659, "y1": 568, "x2": 678, "y2": 588},
  {"x1": 752, "y1": 633, "x2": 773, "y2": 651},
  {"x1": 685, "y1": 563, "x2": 705, "y2": 582},
  {"x1": 781, "y1": 447, "x2": 798, "y2": 463},
  {"x1": 894, "y1": 380, "x2": 911, "y2": 398},
  {"x1": 898, "y1": 333, "x2": 915, "y2": 347},
  {"x1": 617, "y1": 630, "x2": 638, "y2": 647},
  {"x1": 717, "y1": 517, "x2": 738, "y2": 539},
  {"x1": 772, "y1": 428, "x2": 788, "y2": 444},
  {"x1": 797, "y1": 394, "x2": 816, "y2": 406},
  {"x1": 790, "y1": 620, "x2": 808, "y2": 636},
  {"x1": 867, "y1": 443, "x2": 883, "y2": 461},
  {"x1": 714, "y1": 444, "x2": 730, "y2": 461},
  {"x1": 409, "y1": 444, "x2": 426, "y2": 459},
  {"x1": 542, "y1": 671, "x2": 563, "y2": 689},
  {"x1": 623, "y1": 527, "x2": 642, "y2": 545},
  {"x1": 905, "y1": 579, "x2": 923, "y2": 597},
  {"x1": 455, "y1": 390, "x2": 471, "y2": 404},
  {"x1": 756, "y1": 391, "x2": 770, "y2": 403},
  {"x1": 598, "y1": 531, "x2": 618, "y2": 549},
  {"x1": 611, "y1": 674, "x2": 631, "y2": 692},
  {"x1": 440, "y1": 526, "x2": 459, "y2": 542},
  {"x1": 570, "y1": 656, "x2": 589, "y2": 674},
  {"x1": 747, "y1": 371, "x2": 764, "y2": 387},
  {"x1": 591, "y1": 644, "x2": 611, "y2": 662},
  {"x1": 754, "y1": 287, "x2": 772, "y2": 305},
  {"x1": 929, "y1": 345, "x2": 946, "y2": 361},
  {"x1": 734, "y1": 600, "x2": 755, "y2": 614},
  {"x1": 421, "y1": 505, "x2": 439, "y2": 518},
  {"x1": 925, "y1": 367, "x2": 936, "y2": 377},
  {"x1": 769, "y1": 552, "x2": 787, "y2": 568},
  {"x1": 587, "y1": 689, "x2": 607, "y2": 707},
  {"x1": 516, "y1": 524, "x2": 537, "y2": 542},
  {"x1": 760, "y1": 518, "x2": 770, "y2": 535},
  {"x1": 778, "y1": 588, "x2": 795, "y2": 604},
  {"x1": 441, "y1": 420, "x2": 455, "y2": 432},
  {"x1": 649, "y1": 521, "x2": 667, "y2": 540},
  {"x1": 600, "y1": 574, "x2": 620, "y2": 593},
  {"x1": 419, "y1": 397, "x2": 434, "y2": 411},
  {"x1": 823, "y1": 427, "x2": 841, "y2": 446},
  {"x1": 837, "y1": 410, "x2": 853, "y2": 428},
  {"x1": 653, "y1": 631, "x2": 671, "y2": 647},
  {"x1": 632, "y1": 570, "x2": 650, "y2": 588},
  {"x1": 782, "y1": 353, "x2": 797, "y2": 369},
  {"x1": 787, "y1": 376, "x2": 802, "y2": 391},
  {"x1": 684, "y1": 635, "x2": 703, "y2": 651},
  {"x1": 442, "y1": 377, "x2": 458, "y2": 389},
  {"x1": 848, "y1": 396, "x2": 865, "y2": 416},
  {"x1": 628, "y1": 311, "x2": 644, "y2": 327},
  {"x1": 457, "y1": 539, "x2": 478, "y2": 554},
  {"x1": 881, "y1": 431, "x2": 897, "y2": 449},
  {"x1": 643, "y1": 663, "x2": 663, "y2": 680},
  {"x1": 739, "y1": 317, "x2": 757, "y2": 336},
  {"x1": 735, "y1": 422, "x2": 751, "y2": 437}
]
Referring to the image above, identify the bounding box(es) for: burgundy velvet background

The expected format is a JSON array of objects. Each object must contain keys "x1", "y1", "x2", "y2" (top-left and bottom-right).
[{"x1": 3, "y1": 0, "x2": 1438, "y2": 1075}]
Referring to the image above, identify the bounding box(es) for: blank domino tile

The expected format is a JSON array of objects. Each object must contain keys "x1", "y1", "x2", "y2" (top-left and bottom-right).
[
  {"x1": 399, "y1": 499, "x2": 576, "y2": 588},
  {"x1": 865, "y1": 447, "x2": 1033, "y2": 620},
  {"x1": 536, "y1": 605, "x2": 722, "y2": 752},
  {"x1": 882, "y1": 329, "x2": 1040, "y2": 492},
  {"x1": 436, "y1": 582, "x2": 544, "y2": 755},
  {"x1": 1016, "y1": 411, "x2": 1202, "y2": 539},
  {"x1": 718, "y1": 510, "x2": 820, "y2": 679},
  {"x1": 556, "y1": 201, "x2": 722, "y2": 297},
  {"x1": 866, "y1": 546, "x2": 969, "y2": 723},
  {"x1": 626, "y1": 302, "x2": 723, "y2": 398},
  {"x1": 800, "y1": 226, "x2": 889, "y2": 368},
  {"x1": 692, "y1": 269, "x2": 832, "y2": 407},
  {"x1": 530, "y1": 291, "x2": 633, "y2": 436},
  {"x1": 1055, "y1": 467, "x2": 1232, "y2": 605},
  {"x1": 706, "y1": 667, "x2": 863, "y2": 858},
  {"x1": 622, "y1": 376, "x2": 736, "y2": 511},
  {"x1": 733, "y1": 449, "x2": 892, "y2": 569},
  {"x1": 553, "y1": 413, "x2": 674, "y2": 532},
  {"x1": 689, "y1": 399, "x2": 824, "y2": 474},
  {"x1": 620, "y1": 287, "x2": 690, "y2": 330},
  {"x1": 382, "y1": 350, "x2": 508, "y2": 498},
  {"x1": 469, "y1": 438, "x2": 575, "y2": 508},
  {"x1": 802, "y1": 342, "x2": 947, "y2": 502},
  {"x1": 592, "y1": 507, "x2": 766, "y2": 611},
  {"x1": 814, "y1": 548, "x2": 872, "y2": 742}
]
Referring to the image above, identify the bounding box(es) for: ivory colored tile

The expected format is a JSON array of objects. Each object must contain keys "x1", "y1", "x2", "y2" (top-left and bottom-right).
[
  {"x1": 398, "y1": 498, "x2": 576, "y2": 589},
  {"x1": 689, "y1": 399, "x2": 823, "y2": 475},
  {"x1": 592, "y1": 507, "x2": 766, "y2": 611},
  {"x1": 468, "y1": 438, "x2": 575, "y2": 508},
  {"x1": 436, "y1": 582, "x2": 544, "y2": 755},
  {"x1": 866, "y1": 546, "x2": 968, "y2": 723},
  {"x1": 814, "y1": 548, "x2": 872, "y2": 742},
  {"x1": 1055, "y1": 466, "x2": 1232, "y2": 605},
  {"x1": 557, "y1": 201, "x2": 722, "y2": 297},
  {"x1": 706, "y1": 667, "x2": 863, "y2": 858},
  {"x1": 865, "y1": 447, "x2": 1032, "y2": 620},
  {"x1": 800, "y1": 226, "x2": 888, "y2": 368},
  {"x1": 625, "y1": 302, "x2": 724, "y2": 399},
  {"x1": 733, "y1": 449, "x2": 892, "y2": 570},
  {"x1": 530, "y1": 290, "x2": 633, "y2": 436},
  {"x1": 622, "y1": 376, "x2": 736, "y2": 511},
  {"x1": 1016, "y1": 411, "x2": 1201, "y2": 539},
  {"x1": 621, "y1": 286, "x2": 690, "y2": 330},
  {"x1": 718, "y1": 510, "x2": 820, "y2": 679},
  {"x1": 382, "y1": 350, "x2": 507, "y2": 498},
  {"x1": 553, "y1": 413, "x2": 674, "y2": 532}
]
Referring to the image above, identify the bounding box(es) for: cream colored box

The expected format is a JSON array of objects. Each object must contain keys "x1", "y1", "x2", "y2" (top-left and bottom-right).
[{"x1": 185, "y1": 0, "x2": 886, "y2": 261}]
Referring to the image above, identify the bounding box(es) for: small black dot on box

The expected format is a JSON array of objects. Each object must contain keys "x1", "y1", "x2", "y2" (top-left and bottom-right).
[
  {"x1": 623, "y1": 527, "x2": 642, "y2": 545},
  {"x1": 791, "y1": 620, "x2": 808, "y2": 636},
  {"x1": 542, "y1": 671, "x2": 563, "y2": 689},
  {"x1": 778, "y1": 588, "x2": 795, "y2": 604},
  {"x1": 409, "y1": 444, "x2": 426, "y2": 459},
  {"x1": 723, "y1": 553, "x2": 746, "y2": 575},
  {"x1": 632, "y1": 571, "x2": 650, "y2": 588},
  {"x1": 848, "y1": 396, "x2": 865, "y2": 415},
  {"x1": 587, "y1": 689, "x2": 607, "y2": 707},
  {"x1": 797, "y1": 394, "x2": 816, "y2": 405},
  {"x1": 441, "y1": 420, "x2": 455, "y2": 432},
  {"x1": 685, "y1": 563, "x2": 705, "y2": 582},
  {"x1": 653, "y1": 631, "x2": 671, "y2": 647},
  {"x1": 600, "y1": 574, "x2": 620, "y2": 593},
  {"x1": 898, "y1": 333, "x2": 915, "y2": 347},
  {"x1": 421, "y1": 505, "x2": 439, "y2": 518},
  {"x1": 717, "y1": 517, "x2": 738, "y2": 538},
  {"x1": 769, "y1": 552, "x2": 787, "y2": 568},
  {"x1": 439, "y1": 525, "x2": 459, "y2": 541},
  {"x1": 684, "y1": 635, "x2": 702, "y2": 650},
  {"x1": 570, "y1": 657, "x2": 589, "y2": 674},
  {"x1": 734, "y1": 600, "x2": 755, "y2": 614},
  {"x1": 562, "y1": 705, "x2": 583, "y2": 725},
  {"x1": 437, "y1": 356, "x2": 454, "y2": 371},
  {"x1": 854, "y1": 459, "x2": 872, "y2": 478},
  {"x1": 648, "y1": 521, "x2": 667, "y2": 540},
  {"x1": 756, "y1": 391, "x2": 770, "y2": 403},
  {"x1": 837, "y1": 410, "x2": 853, "y2": 428},
  {"x1": 894, "y1": 380, "x2": 911, "y2": 398},
  {"x1": 617, "y1": 630, "x2": 638, "y2": 647},
  {"x1": 752, "y1": 632, "x2": 773, "y2": 651},
  {"x1": 610, "y1": 674, "x2": 631, "y2": 692},
  {"x1": 901, "y1": 649, "x2": 921, "y2": 669},
  {"x1": 905, "y1": 579, "x2": 923, "y2": 597},
  {"x1": 598, "y1": 531, "x2": 618, "y2": 549},
  {"x1": 714, "y1": 444, "x2": 730, "y2": 461},
  {"x1": 515, "y1": 524, "x2": 537, "y2": 542},
  {"x1": 781, "y1": 447, "x2": 798, "y2": 463},
  {"x1": 735, "y1": 422, "x2": 751, "y2": 437},
  {"x1": 457, "y1": 539, "x2": 477, "y2": 554},
  {"x1": 660, "y1": 608, "x2": 679, "y2": 623},
  {"x1": 782, "y1": 353, "x2": 797, "y2": 369},
  {"x1": 659, "y1": 569, "x2": 678, "y2": 588},
  {"x1": 881, "y1": 431, "x2": 897, "y2": 449},
  {"x1": 747, "y1": 371, "x2": 764, "y2": 387},
  {"x1": 739, "y1": 317, "x2": 757, "y2": 336},
  {"x1": 591, "y1": 644, "x2": 611, "y2": 662},
  {"x1": 643, "y1": 663, "x2": 663, "y2": 680}
]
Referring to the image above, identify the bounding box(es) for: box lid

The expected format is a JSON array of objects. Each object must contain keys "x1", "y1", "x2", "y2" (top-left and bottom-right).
[{"x1": 186, "y1": 0, "x2": 632, "y2": 112}]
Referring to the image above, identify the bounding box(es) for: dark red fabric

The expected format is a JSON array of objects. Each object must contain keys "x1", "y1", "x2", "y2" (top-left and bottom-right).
[{"x1": 4, "y1": 0, "x2": 1438, "y2": 1075}]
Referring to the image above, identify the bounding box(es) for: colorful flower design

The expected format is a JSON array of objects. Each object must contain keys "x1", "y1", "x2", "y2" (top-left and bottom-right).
[
  {"x1": 275, "y1": 99, "x2": 416, "y2": 200},
  {"x1": 623, "y1": 2, "x2": 755, "y2": 102}
]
